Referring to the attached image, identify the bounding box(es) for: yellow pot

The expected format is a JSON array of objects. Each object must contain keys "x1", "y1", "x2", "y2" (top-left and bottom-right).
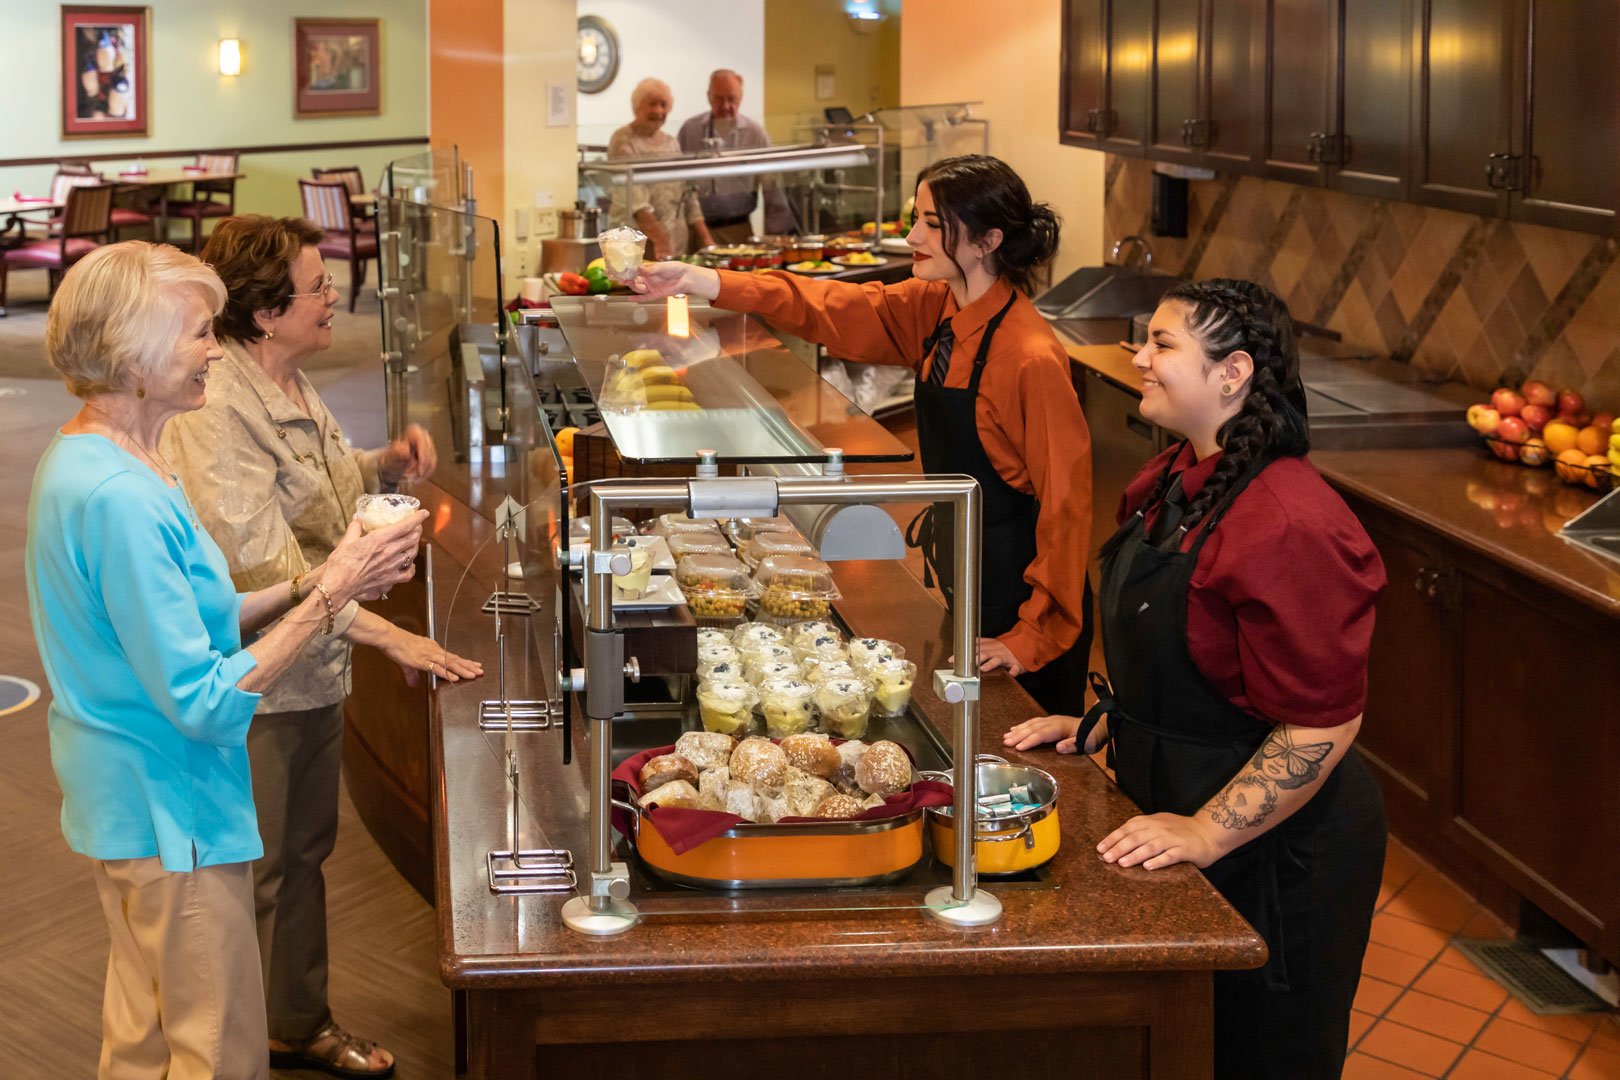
[{"x1": 926, "y1": 762, "x2": 1061, "y2": 876}]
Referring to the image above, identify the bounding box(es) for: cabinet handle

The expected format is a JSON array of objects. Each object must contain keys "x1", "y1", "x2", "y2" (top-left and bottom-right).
[{"x1": 1413, "y1": 566, "x2": 1443, "y2": 603}]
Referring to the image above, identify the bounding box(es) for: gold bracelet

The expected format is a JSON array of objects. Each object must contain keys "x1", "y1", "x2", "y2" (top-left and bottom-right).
[
  {"x1": 312, "y1": 582, "x2": 336, "y2": 635},
  {"x1": 290, "y1": 572, "x2": 304, "y2": 605}
]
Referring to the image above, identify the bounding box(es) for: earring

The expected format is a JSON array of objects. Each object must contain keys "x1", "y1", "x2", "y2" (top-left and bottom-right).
[
  {"x1": 136, "y1": 381, "x2": 146, "y2": 399},
  {"x1": 264, "y1": 328, "x2": 275, "y2": 340},
  {"x1": 1220, "y1": 383, "x2": 1234, "y2": 396}
]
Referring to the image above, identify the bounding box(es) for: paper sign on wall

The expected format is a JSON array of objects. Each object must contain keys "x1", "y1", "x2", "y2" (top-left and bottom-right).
[
  {"x1": 815, "y1": 64, "x2": 836, "y2": 102},
  {"x1": 547, "y1": 81, "x2": 573, "y2": 127}
]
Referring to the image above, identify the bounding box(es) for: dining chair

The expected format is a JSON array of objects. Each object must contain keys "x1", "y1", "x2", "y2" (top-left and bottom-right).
[
  {"x1": 170, "y1": 152, "x2": 239, "y2": 251},
  {"x1": 312, "y1": 165, "x2": 375, "y2": 231},
  {"x1": 1, "y1": 183, "x2": 113, "y2": 315},
  {"x1": 299, "y1": 179, "x2": 377, "y2": 312}
]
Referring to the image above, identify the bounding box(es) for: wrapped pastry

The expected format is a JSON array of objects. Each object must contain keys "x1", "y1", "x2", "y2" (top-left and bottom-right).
[
  {"x1": 757, "y1": 677, "x2": 816, "y2": 739},
  {"x1": 866, "y1": 657, "x2": 917, "y2": 718},
  {"x1": 813, "y1": 793, "x2": 868, "y2": 819},
  {"x1": 849, "y1": 637, "x2": 905, "y2": 671},
  {"x1": 779, "y1": 732, "x2": 841, "y2": 779},
  {"x1": 697, "y1": 765, "x2": 730, "y2": 804},
  {"x1": 854, "y1": 740, "x2": 912, "y2": 795},
  {"x1": 728, "y1": 736, "x2": 788, "y2": 792},
  {"x1": 639, "y1": 753, "x2": 698, "y2": 794},
  {"x1": 642, "y1": 779, "x2": 702, "y2": 809},
  {"x1": 831, "y1": 739, "x2": 868, "y2": 794},
  {"x1": 696, "y1": 680, "x2": 757, "y2": 737},
  {"x1": 782, "y1": 770, "x2": 836, "y2": 817},
  {"x1": 674, "y1": 730, "x2": 737, "y2": 771},
  {"x1": 813, "y1": 677, "x2": 874, "y2": 740},
  {"x1": 719, "y1": 777, "x2": 762, "y2": 821},
  {"x1": 745, "y1": 659, "x2": 802, "y2": 688},
  {"x1": 757, "y1": 789, "x2": 790, "y2": 824},
  {"x1": 731, "y1": 622, "x2": 786, "y2": 651},
  {"x1": 860, "y1": 791, "x2": 890, "y2": 810}
]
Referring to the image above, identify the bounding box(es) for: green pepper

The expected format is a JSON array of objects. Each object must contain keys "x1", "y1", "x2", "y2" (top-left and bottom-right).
[{"x1": 583, "y1": 266, "x2": 612, "y2": 294}]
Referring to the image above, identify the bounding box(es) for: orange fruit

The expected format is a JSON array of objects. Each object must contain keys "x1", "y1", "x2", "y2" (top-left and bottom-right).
[
  {"x1": 1585, "y1": 454, "x2": 1611, "y2": 490},
  {"x1": 1555, "y1": 448, "x2": 1591, "y2": 484},
  {"x1": 1542, "y1": 419, "x2": 1580, "y2": 454},
  {"x1": 1576, "y1": 425, "x2": 1606, "y2": 455}
]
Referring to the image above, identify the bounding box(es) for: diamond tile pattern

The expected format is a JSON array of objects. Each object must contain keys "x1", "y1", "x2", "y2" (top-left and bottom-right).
[{"x1": 1104, "y1": 157, "x2": 1620, "y2": 402}]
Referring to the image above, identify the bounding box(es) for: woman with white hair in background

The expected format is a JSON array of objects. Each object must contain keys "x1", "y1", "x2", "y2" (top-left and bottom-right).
[
  {"x1": 24, "y1": 240, "x2": 423, "y2": 1079},
  {"x1": 607, "y1": 75, "x2": 715, "y2": 257}
]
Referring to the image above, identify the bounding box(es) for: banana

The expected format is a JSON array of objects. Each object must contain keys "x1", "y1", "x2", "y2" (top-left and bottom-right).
[
  {"x1": 647, "y1": 400, "x2": 702, "y2": 411},
  {"x1": 638, "y1": 364, "x2": 683, "y2": 386},
  {"x1": 621, "y1": 349, "x2": 664, "y2": 368},
  {"x1": 1610, "y1": 432, "x2": 1620, "y2": 453},
  {"x1": 644, "y1": 384, "x2": 695, "y2": 403}
]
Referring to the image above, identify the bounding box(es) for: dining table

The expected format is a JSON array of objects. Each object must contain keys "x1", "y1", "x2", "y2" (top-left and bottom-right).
[{"x1": 108, "y1": 167, "x2": 245, "y2": 238}]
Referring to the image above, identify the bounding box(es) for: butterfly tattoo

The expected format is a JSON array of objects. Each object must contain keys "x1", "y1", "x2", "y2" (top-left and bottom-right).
[{"x1": 1255, "y1": 729, "x2": 1335, "y2": 790}]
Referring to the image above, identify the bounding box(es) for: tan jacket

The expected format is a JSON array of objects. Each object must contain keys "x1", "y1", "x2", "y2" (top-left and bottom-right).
[{"x1": 163, "y1": 343, "x2": 388, "y2": 712}]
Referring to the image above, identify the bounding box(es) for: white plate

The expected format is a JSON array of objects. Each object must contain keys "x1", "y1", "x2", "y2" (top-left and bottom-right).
[
  {"x1": 568, "y1": 534, "x2": 675, "y2": 572},
  {"x1": 831, "y1": 254, "x2": 887, "y2": 268},
  {"x1": 878, "y1": 237, "x2": 912, "y2": 254},
  {"x1": 584, "y1": 573, "x2": 686, "y2": 610}
]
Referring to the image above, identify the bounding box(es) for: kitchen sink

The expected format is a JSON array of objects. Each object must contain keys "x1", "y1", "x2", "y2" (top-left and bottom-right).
[{"x1": 1034, "y1": 264, "x2": 1181, "y2": 321}]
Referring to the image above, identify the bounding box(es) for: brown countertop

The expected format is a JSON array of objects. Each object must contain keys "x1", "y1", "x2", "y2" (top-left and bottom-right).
[
  {"x1": 1067, "y1": 341, "x2": 1145, "y2": 394},
  {"x1": 428, "y1": 489, "x2": 1265, "y2": 991}
]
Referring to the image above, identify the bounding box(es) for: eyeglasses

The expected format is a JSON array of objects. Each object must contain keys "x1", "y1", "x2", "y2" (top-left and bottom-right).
[{"x1": 288, "y1": 273, "x2": 335, "y2": 301}]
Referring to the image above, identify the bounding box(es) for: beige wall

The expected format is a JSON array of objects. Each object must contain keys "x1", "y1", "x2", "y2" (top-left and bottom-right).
[
  {"x1": 899, "y1": 0, "x2": 1103, "y2": 284},
  {"x1": 500, "y1": 0, "x2": 580, "y2": 288},
  {"x1": 0, "y1": 0, "x2": 428, "y2": 222},
  {"x1": 763, "y1": 0, "x2": 901, "y2": 143}
]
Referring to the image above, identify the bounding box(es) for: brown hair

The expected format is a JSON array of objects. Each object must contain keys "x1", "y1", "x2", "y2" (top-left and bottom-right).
[
  {"x1": 914, "y1": 155, "x2": 1060, "y2": 294},
  {"x1": 200, "y1": 215, "x2": 325, "y2": 343}
]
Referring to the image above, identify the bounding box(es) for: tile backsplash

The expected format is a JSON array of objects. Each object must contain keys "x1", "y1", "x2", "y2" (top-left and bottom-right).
[{"x1": 1103, "y1": 156, "x2": 1620, "y2": 404}]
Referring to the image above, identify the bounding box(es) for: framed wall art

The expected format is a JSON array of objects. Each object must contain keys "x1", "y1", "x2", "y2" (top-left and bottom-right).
[
  {"x1": 294, "y1": 18, "x2": 382, "y2": 118},
  {"x1": 61, "y1": 5, "x2": 149, "y2": 137}
]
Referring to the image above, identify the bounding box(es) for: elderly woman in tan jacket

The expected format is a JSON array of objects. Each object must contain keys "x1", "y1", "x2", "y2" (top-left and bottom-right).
[{"x1": 163, "y1": 215, "x2": 481, "y2": 1078}]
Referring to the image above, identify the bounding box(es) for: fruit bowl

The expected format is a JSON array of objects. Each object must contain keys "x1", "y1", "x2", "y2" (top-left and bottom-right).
[{"x1": 1477, "y1": 434, "x2": 1615, "y2": 491}]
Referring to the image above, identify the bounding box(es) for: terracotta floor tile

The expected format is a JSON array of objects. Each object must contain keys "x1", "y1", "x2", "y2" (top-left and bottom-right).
[
  {"x1": 1459, "y1": 908, "x2": 1514, "y2": 939},
  {"x1": 1350, "y1": 1008, "x2": 1378, "y2": 1048},
  {"x1": 1568, "y1": 1044, "x2": 1620, "y2": 1080},
  {"x1": 1494, "y1": 996, "x2": 1602, "y2": 1043},
  {"x1": 1381, "y1": 839, "x2": 1426, "y2": 894},
  {"x1": 1378, "y1": 879, "x2": 1399, "y2": 911},
  {"x1": 1446, "y1": 1048, "x2": 1558, "y2": 1079},
  {"x1": 1435, "y1": 944, "x2": 1491, "y2": 975},
  {"x1": 1364, "y1": 942, "x2": 1433, "y2": 986},
  {"x1": 1386, "y1": 988, "x2": 1491, "y2": 1044},
  {"x1": 1383, "y1": 871, "x2": 1478, "y2": 934},
  {"x1": 1357, "y1": 1018, "x2": 1465, "y2": 1075},
  {"x1": 1412, "y1": 961, "x2": 1509, "y2": 1013},
  {"x1": 1591, "y1": 1017, "x2": 1620, "y2": 1053},
  {"x1": 1472, "y1": 1016, "x2": 1582, "y2": 1075},
  {"x1": 1370, "y1": 912, "x2": 1452, "y2": 960},
  {"x1": 1341, "y1": 1051, "x2": 1432, "y2": 1079},
  {"x1": 1357, "y1": 974, "x2": 1406, "y2": 1014}
]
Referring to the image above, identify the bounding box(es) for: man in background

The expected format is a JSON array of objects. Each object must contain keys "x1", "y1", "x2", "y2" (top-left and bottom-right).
[{"x1": 677, "y1": 69, "x2": 795, "y2": 242}]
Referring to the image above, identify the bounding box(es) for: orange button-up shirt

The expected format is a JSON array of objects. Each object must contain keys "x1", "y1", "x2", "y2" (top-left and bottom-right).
[{"x1": 716, "y1": 270, "x2": 1093, "y2": 672}]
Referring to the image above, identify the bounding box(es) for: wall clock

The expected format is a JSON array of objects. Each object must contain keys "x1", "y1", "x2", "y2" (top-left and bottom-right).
[{"x1": 577, "y1": 15, "x2": 619, "y2": 95}]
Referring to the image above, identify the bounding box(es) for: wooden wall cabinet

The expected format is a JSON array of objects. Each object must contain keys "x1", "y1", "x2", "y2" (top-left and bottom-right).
[{"x1": 1341, "y1": 493, "x2": 1620, "y2": 966}]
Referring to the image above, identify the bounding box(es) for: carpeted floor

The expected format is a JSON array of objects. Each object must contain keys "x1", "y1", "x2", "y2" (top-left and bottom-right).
[{"x1": 0, "y1": 261, "x2": 383, "y2": 380}]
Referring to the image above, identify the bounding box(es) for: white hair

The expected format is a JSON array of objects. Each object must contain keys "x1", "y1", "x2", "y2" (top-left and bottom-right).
[
  {"x1": 709, "y1": 69, "x2": 743, "y2": 87},
  {"x1": 45, "y1": 241, "x2": 226, "y2": 398},
  {"x1": 631, "y1": 77, "x2": 672, "y2": 111}
]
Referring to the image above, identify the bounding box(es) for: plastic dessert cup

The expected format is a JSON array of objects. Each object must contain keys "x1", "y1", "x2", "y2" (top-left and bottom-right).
[
  {"x1": 355, "y1": 493, "x2": 420, "y2": 533},
  {"x1": 697, "y1": 680, "x2": 757, "y2": 737},
  {"x1": 610, "y1": 541, "x2": 653, "y2": 600},
  {"x1": 867, "y1": 658, "x2": 917, "y2": 718},
  {"x1": 598, "y1": 225, "x2": 647, "y2": 284},
  {"x1": 849, "y1": 637, "x2": 906, "y2": 671},
  {"x1": 814, "y1": 677, "x2": 875, "y2": 739},
  {"x1": 758, "y1": 677, "x2": 816, "y2": 738}
]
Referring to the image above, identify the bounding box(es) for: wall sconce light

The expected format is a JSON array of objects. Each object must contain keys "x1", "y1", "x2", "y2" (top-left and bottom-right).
[{"x1": 218, "y1": 38, "x2": 242, "y2": 77}]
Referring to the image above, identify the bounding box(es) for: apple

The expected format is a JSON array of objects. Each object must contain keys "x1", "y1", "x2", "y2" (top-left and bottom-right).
[
  {"x1": 1492, "y1": 388, "x2": 1526, "y2": 417},
  {"x1": 1521, "y1": 380, "x2": 1556, "y2": 408},
  {"x1": 1520, "y1": 403, "x2": 1552, "y2": 433},
  {"x1": 1470, "y1": 406, "x2": 1502, "y2": 435},
  {"x1": 1489, "y1": 440, "x2": 1520, "y2": 462},
  {"x1": 1518, "y1": 437, "x2": 1550, "y2": 467},
  {"x1": 1590, "y1": 410, "x2": 1615, "y2": 432},
  {"x1": 1557, "y1": 389, "x2": 1586, "y2": 417},
  {"x1": 1497, "y1": 416, "x2": 1530, "y2": 444}
]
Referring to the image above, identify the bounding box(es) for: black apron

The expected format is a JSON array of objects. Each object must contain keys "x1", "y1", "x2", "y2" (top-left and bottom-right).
[
  {"x1": 1079, "y1": 447, "x2": 1385, "y2": 1080},
  {"x1": 905, "y1": 292, "x2": 1092, "y2": 716}
]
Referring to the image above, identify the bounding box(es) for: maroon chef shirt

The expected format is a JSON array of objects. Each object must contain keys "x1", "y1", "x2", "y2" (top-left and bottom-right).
[{"x1": 1115, "y1": 442, "x2": 1387, "y2": 728}]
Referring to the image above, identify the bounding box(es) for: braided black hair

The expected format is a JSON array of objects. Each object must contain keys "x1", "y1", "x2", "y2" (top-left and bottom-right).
[
  {"x1": 915, "y1": 155, "x2": 1060, "y2": 294},
  {"x1": 1153, "y1": 278, "x2": 1311, "y2": 530}
]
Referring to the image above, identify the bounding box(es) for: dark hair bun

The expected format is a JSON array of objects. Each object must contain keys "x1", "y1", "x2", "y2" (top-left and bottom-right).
[{"x1": 915, "y1": 155, "x2": 1061, "y2": 294}]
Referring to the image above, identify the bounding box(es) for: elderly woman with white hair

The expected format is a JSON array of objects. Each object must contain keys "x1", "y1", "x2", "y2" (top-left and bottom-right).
[
  {"x1": 607, "y1": 75, "x2": 714, "y2": 258},
  {"x1": 25, "y1": 240, "x2": 423, "y2": 1080}
]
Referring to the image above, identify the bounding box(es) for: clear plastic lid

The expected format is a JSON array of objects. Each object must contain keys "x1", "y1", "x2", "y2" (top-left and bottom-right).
[
  {"x1": 698, "y1": 657, "x2": 746, "y2": 683},
  {"x1": 740, "y1": 642, "x2": 798, "y2": 667},
  {"x1": 650, "y1": 512, "x2": 729, "y2": 538},
  {"x1": 758, "y1": 676, "x2": 815, "y2": 708},
  {"x1": 849, "y1": 636, "x2": 905, "y2": 668},
  {"x1": 569, "y1": 514, "x2": 635, "y2": 540},
  {"x1": 813, "y1": 676, "x2": 873, "y2": 709},
  {"x1": 731, "y1": 622, "x2": 787, "y2": 649},
  {"x1": 739, "y1": 530, "x2": 816, "y2": 568},
  {"x1": 674, "y1": 553, "x2": 755, "y2": 597},
  {"x1": 753, "y1": 555, "x2": 841, "y2": 601},
  {"x1": 696, "y1": 642, "x2": 739, "y2": 667},
  {"x1": 667, "y1": 531, "x2": 735, "y2": 560},
  {"x1": 696, "y1": 628, "x2": 733, "y2": 649},
  {"x1": 727, "y1": 515, "x2": 802, "y2": 544},
  {"x1": 696, "y1": 679, "x2": 757, "y2": 707},
  {"x1": 793, "y1": 633, "x2": 848, "y2": 663},
  {"x1": 803, "y1": 658, "x2": 858, "y2": 685},
  {"x1": 789, "y1": 620, "x2": 844, "y2": 647},
  {"x1": 745, "y1": 659, "x2": 803, "y2": 687}
]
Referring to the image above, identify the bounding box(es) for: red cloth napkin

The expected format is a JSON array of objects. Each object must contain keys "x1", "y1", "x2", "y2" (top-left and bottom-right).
[
  {"x1": 613, "y1": 740, "x2": 954, "y2": 855},
  {"x1": 182, "y1": 165, "x2": 206, "y2": 173},
  {"x1": 10, "y1": 193, "x2": 50, "y2": 203}
]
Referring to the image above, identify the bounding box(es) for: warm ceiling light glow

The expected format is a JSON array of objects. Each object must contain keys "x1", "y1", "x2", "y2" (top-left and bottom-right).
[{"x1": 218, "y1": 38, "x2": 241, "y2": 77}]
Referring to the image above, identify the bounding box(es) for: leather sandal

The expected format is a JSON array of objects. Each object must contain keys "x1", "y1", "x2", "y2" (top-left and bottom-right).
[{"x1": 269, "y1": 1020, "x2": 396, "y2": 1078}]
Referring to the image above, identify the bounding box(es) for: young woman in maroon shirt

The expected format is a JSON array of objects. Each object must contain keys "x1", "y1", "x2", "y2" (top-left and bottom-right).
[{"x1": 1007, "y1": 278, "x2": 1388, "y2": 1079}]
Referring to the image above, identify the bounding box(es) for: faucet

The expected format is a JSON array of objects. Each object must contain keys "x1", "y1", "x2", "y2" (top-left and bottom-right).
[{"x1": 1110, "y1": 234, "x2": 1154, "y2": 272}]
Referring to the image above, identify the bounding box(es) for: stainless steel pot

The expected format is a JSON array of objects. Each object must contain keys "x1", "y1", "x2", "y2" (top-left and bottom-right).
[{"x1": 558, "y1": 201, "x2": 604, "y2": 240}]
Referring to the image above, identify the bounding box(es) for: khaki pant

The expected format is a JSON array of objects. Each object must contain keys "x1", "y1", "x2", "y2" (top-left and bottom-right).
[
  {"x1": 248, "y1": 703, "x2": 344, "y2": 1042},
  {"x1": 92, "y1": 857, "x2": 268, "y2": 1080}
]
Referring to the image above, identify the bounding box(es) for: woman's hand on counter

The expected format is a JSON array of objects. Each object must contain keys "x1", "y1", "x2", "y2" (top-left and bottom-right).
[
  {"x1": 1096, "y1": 812, "x2": 1224, "y2": 871},
  {"x1": 976, "y1": 637, "x2": 1027, "y2": 677},
  {"x1": 631, "y1": 262, "x2": 721, "y2": 301},
  {"x1": 379, "y1": 627, "x2": 484, "y2": 688},
  {"x1": 1005, "y1": 714, "x2": 1079, "y2": 753}
]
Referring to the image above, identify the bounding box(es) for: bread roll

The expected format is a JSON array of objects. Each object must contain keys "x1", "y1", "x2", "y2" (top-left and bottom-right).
[
  {"x1": 831, "y1": 738, "x2": 867, "y2": 793},
  {"x1": 854, "y1": 740, "x2": 911, "y2": 795},
  {"x1": 779, "y1": 732, "x2": 840, "y2": 779},
  {"x1": 782, "y1": 771, "x2": 836, "y2": 817},
  {"x1": 719, "y1": 778, "x2": 762, "y2": 821},
  {"x1": 757, "y1": 789, "x2": 790, "y2": 824},
  {"x1": 639, "y1": 753, "x2": 698, "y2": 794},
  {"x1": 813, "y1": 793, "x2": 868, "y2": 819},
  {"x1": 697, "y1": 766, "x2": 730, "y2": 804},
  {"x1": 728, "y1": 737, "x2": 788, "y2": 792},
  {"x1": 674, "y1": 730, "x2": 737, "y2": 771},
  {"x1": 642, "y1": 779, "x2": 702, "y2": 809}
]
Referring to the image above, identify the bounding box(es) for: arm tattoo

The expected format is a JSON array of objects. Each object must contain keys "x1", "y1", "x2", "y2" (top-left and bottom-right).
[{"x1": 1206, "y1": 727, "x2": 1335, "y2": 831}]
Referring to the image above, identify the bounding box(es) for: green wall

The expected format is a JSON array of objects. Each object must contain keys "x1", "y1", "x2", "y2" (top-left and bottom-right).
[{"x1": 0, "y1": 0, "x2": 428, "y2": 228}]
